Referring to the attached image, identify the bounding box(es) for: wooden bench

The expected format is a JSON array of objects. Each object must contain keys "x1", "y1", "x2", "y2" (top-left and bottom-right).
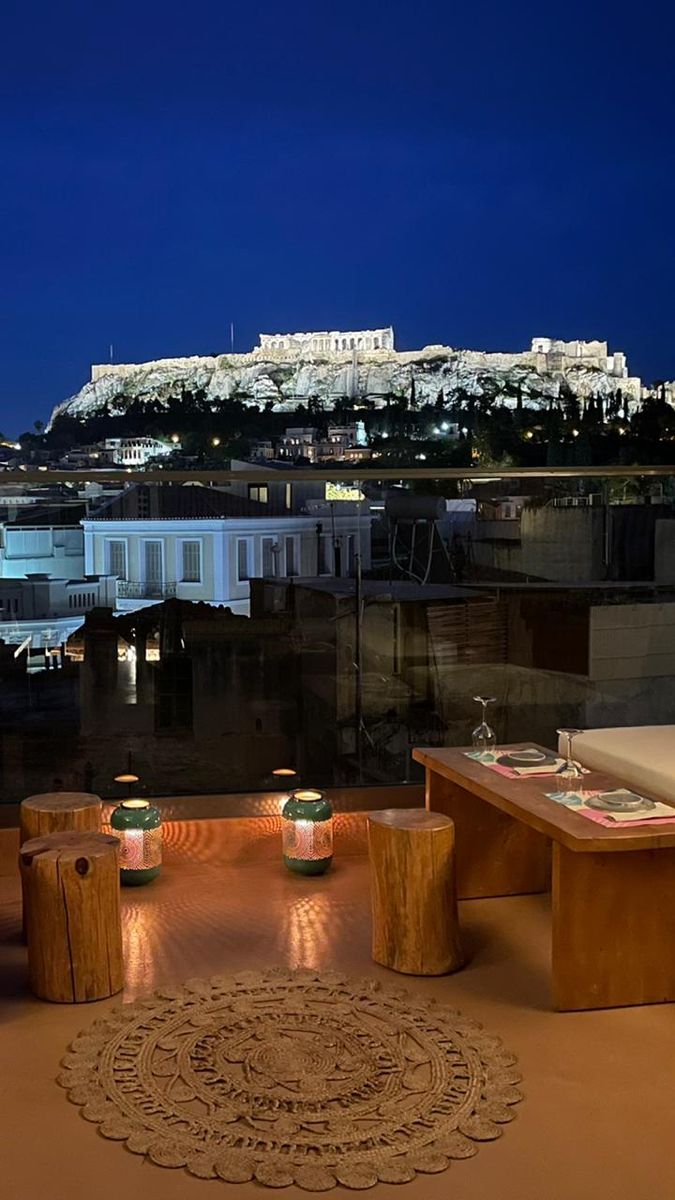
[{"x1": 413, "y1": 744, "x2": 675, "y2": 1011}]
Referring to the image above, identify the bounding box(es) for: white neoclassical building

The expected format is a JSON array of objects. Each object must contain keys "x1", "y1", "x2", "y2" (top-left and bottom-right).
[{"x1": 83, "y1": 483, "x2": 371, "y2": 616}]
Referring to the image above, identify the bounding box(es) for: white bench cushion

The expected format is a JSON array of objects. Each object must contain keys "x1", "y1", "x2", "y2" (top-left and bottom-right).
[{"x1": 558, "y1": 726, "x2": 675, "y2": 803}]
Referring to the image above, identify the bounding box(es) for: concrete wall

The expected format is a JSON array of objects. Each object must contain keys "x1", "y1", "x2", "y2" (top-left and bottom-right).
[
  {"x1": 520, "y1": 508, "x2": 605, "y2": 581},
  {"x1": 471, "y1": 538, "x2": 525, "y2": 579},
  {"x1": 655, "y1": 519, "x2": 675, "y2": 583},
  {"x1": 589, "y1": 601, "x2": 675, "y2": 680}
]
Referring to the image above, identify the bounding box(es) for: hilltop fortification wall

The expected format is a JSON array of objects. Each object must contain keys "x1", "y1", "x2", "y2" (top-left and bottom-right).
[{"x1": 50, "y1": 330, "x2": 642, "y2": 429}]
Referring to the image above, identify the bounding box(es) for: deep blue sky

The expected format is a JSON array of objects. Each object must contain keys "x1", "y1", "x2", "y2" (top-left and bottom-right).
[{"x1": 1, "y1": 0, "x2": 674, "y2": 434}]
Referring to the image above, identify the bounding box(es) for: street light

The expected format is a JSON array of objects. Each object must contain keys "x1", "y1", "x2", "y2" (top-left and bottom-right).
[{"x1": 212, "y1": 437, "x2": 221, "y2": 447}]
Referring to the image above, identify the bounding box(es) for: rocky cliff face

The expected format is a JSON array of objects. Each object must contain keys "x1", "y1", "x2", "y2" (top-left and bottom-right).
[{"x1": 49, "y1": 344, "x2": 639, "y2": 428}]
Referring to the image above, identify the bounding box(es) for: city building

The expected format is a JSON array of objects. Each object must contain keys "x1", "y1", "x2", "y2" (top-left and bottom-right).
[
  {"x1": 0, "y1": 572, "x2": 117, "y2": 663},
  {"x1": 100, "y1": 437, "x2": 177, "y2": 466},
  {"x1": 83, "y1": 483, "x2": 372, "y2": 615},
  {"x1": 248, "y1": 438, "x2": 275, "y2": 461},
  {"x1": 276, "y1": 428, "x2": 319, "y2": 461},
  {"x1": 276, "y1": 422, "x2": 369, "y2": 463},
  {"x1": 0, "y1": 504, "x2": 86, "y2": 579}
]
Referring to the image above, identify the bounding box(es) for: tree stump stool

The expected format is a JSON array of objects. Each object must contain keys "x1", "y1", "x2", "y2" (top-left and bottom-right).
[
  {"x1": 20, "y1": 792, "x2": 102, "y2": 844},
  {"x1": 20, "y1": 792, "x2": 102, "y2": 939},
  {"x1": 19, "y1": 832, "x2": 124, "y2": 1003},
  {"x1": 367, "y1": 808, "x2": 464, "y2": 976}
]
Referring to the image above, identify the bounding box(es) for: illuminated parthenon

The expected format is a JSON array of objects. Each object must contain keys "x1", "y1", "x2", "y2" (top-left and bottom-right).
[{"x1": 258, "y1": 328, "x2": 395, "y2": 354}]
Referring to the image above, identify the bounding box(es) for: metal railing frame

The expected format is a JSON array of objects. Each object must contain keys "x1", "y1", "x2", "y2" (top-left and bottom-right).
[{"x1": 2, "y1": 465, "x2": 675, "y2": 485}]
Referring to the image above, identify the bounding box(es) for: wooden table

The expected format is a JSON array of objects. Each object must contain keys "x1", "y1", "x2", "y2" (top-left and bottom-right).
[{"x1": 413, "y1": 744, "x2": 675, "y2": 1011}]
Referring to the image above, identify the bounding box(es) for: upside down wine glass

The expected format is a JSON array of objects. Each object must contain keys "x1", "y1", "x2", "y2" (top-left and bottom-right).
[
  {"x1": 472, "y1": 696, "x2": 497, "y2": 751},
  {"x1": 556, "y1": 727, "x2": 584, "y2": 793}
]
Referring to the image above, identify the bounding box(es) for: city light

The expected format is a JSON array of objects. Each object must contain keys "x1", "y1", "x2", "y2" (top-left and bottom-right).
[
  {"x1": 170, "y1": 434, "x2": 180, "y2": 444},
  {"x1": 212, "y1": 437, "x2": 221, "y2": 447},
  {"x1": 440, "y1": 421, "x2": 449, "y2": 431}
]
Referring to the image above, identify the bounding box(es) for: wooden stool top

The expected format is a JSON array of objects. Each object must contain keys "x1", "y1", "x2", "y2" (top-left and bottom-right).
[
  {"x1": 20, "y1": 831, "x2": 119, "y2": 865},
  {"x1": 368, "y1": 808, "x2": 453, "y2": 832},
  {"x1": 22, "y1": 792, "x2": 101, "y2": 814}
]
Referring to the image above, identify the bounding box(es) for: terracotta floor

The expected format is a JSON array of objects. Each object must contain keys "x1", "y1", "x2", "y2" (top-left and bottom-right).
[{"x1": 1, "y1": 814, "x2": 674, "y2": 1200}]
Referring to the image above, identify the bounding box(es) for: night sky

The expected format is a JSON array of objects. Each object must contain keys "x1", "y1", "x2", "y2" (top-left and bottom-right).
[{"x1": 2, "y1": 0, "x2": 674, "y2": 434}]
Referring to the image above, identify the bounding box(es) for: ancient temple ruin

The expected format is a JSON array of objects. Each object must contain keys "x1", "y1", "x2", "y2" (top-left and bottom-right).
[{"x1": 258, "y1": 328, "x2": 395, "y2": 354}]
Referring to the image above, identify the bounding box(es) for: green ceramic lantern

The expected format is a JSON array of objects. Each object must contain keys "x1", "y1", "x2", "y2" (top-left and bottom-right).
[
  {"x1": 111, "y1": 798, "x2": 162, "y2": 886},
  {"x1": 282, "y1": 789, "x2": 333, "y2": 875}
]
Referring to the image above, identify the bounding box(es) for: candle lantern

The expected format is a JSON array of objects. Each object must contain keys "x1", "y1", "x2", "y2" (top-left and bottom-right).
[
  {"x1": 281, "y1": 789, "x2": 333, "y2": 875},
  {"x1": 110, "y1": 798, "x2": 162, "y2": 886}
]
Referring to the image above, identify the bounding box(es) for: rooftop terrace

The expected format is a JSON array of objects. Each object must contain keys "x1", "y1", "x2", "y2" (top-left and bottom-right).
[{"x1": 2, "y1": 805, "x2": 674, "y2": 1200}]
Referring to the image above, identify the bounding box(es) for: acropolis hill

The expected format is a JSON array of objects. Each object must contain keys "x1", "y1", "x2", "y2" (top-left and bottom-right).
[{"x1": 49, "y1": 329, "x2": 643, "y2": 426}]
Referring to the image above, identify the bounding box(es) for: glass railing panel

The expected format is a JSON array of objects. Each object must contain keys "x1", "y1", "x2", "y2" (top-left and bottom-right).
[{"x1": 1, "y1": 467, "x2": 674, "y2": 803}]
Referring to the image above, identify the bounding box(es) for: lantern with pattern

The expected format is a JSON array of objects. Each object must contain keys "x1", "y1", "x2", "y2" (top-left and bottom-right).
[
  {"x1": 281, "y1": 789, "x2": 333, "y2": 875},
  {"x1": 110, "y1": 798, "x2": 162, "y2": 885}
]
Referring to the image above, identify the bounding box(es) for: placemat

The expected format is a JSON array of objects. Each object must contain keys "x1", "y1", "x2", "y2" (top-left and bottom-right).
[
  {"x1": 545, "y1": 788, "x2": 675, "y2": 829},
  {"x1": 465, "y1": 749, "x2": 569, "y2": 779}
]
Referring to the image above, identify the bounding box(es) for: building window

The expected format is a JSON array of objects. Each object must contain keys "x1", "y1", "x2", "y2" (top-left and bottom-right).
[
  {"x1": 318, "y1": 535, "x2": 332, "y2": 576},
  {"x1": 137, "y1": 487, "x2": 150, "y2": 518},
  {"x1": 181, "y1": 540, "x2": 201, "y2": 583},
  {"x1": 262, "y1": 537, "x2": 276, "y2": 577},
  {"x1": 285, "y1": 536, "x2": 298, "y2": 577},
  {"x1": 107, "y1": 540, "x2": 127, "y2": 580},
  {"x1": 248, "y1": 485, "x2": 269, "y2": 504},
  {"x1": 237, "y1": 539, "x2": 250, "y2": 582},
  {"x1": 143, "y1": 541, "x2": 163, "y2": 588}
]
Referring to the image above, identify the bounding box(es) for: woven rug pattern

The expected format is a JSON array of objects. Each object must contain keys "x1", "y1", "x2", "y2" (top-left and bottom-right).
[{"x1": 58, "y1": 968, "x2": 523, "y2": 1190}]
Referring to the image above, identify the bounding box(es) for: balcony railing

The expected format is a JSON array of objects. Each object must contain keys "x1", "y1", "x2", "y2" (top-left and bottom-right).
[{"x1": 117, "y1": 581, "x2": 177, "y2": 600}]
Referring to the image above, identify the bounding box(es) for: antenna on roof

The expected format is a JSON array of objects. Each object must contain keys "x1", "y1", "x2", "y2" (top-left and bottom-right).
[
  {"x1": 109, "y1": 343, "x2": 114, "y2": 363},
  {"x1": 230, "y1": 323, "x2": 235, "y2": 353}
]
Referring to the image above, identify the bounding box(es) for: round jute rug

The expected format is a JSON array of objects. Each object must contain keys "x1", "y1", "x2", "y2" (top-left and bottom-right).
[{"x1": 58, "y1": 968, "x2": 523, "y2": 1190}]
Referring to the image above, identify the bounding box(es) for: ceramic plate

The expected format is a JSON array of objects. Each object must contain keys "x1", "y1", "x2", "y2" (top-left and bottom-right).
[
  {"x1": 498, "y1": 752, "x2": 557, "y2": 769},
  {"x1": 587, "y1": 790, "x2": 654, "y2": 813},
  {"x1": 507, "y1": 749, "x2": 548, "y2": 763}
]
